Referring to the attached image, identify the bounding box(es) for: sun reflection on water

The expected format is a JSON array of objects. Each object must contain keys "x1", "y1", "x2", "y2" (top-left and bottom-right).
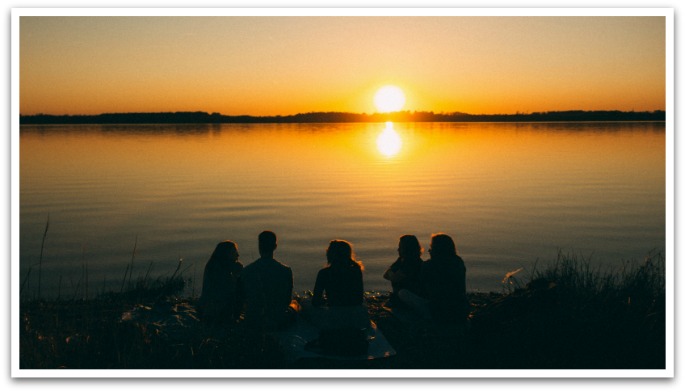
[{"x1": 376, "y1": 122, "x2": 402, "y2": 157}]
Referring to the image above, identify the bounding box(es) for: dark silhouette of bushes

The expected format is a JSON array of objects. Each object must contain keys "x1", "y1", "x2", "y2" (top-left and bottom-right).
[{"x1": 20, "y1": 110, "x2": 666, "y2": 125}]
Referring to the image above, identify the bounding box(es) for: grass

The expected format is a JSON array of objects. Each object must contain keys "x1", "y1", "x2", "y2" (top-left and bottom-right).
[
  {"x1": 18, "y1": 251, "x2": 666, "y2": 370},
  {"x1": 463, "y1": 250, "x2": 666, "y2": 369}
]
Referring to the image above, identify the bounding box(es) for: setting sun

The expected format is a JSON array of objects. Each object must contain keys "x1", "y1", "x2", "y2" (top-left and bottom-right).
[{"x1": 374, "y1": 85, "x2": 406, "y2": 113}]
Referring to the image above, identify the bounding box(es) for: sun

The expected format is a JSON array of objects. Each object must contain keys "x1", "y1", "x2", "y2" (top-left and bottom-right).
[{"x1": 374, "y1": 85, "x2": 406, "y2": 113}]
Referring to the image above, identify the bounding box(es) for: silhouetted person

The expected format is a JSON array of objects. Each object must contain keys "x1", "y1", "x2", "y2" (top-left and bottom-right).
[
  {"x1": 304, "y1": 240, "x2": 369, "y2": 331},
  {"x1": 399, "y1": 233, "x2": 468, "y2": 325},
  {"x1": 198, "y1": 240, "x2": 244, "y2": 323},
  {"x1": 313, "y1": 240, "x2": 364, "y2": 307},
  {"x1": 383, "y1": 234, "x2": 424, "y2": 307},
  {"x1": 241, "y1": 231, "x2": 299, "y2": 331}
]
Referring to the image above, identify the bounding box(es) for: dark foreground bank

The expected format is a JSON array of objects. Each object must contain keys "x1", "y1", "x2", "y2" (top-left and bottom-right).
[{"x1": 19, "y1": 253, "x2": 666, "y2": 370}]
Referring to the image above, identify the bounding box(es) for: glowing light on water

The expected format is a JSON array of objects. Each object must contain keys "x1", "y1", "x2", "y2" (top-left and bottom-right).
[{"x1": 376, "y1": 122, "x2": 402, "y2": 157}]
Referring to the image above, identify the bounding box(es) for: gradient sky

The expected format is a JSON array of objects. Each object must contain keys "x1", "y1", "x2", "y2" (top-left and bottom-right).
[{"x1": 19, "y1": 16, "x2": 666, "y2": 116}]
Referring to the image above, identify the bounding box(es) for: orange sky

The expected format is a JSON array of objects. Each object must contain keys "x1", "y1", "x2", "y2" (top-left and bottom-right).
[{"x1": 19, "y1": 15, "x2": 666, "y2": 116}]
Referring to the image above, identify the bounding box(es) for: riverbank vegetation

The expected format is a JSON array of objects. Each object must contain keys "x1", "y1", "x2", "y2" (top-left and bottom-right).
[{"x1": 19, "y1": 251, "x2": 666, "y2": 370}]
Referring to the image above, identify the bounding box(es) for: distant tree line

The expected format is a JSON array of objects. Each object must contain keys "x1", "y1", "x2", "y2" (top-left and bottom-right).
[{"x1": 20, "y1": 110, "x2": 666, "y2": 125}]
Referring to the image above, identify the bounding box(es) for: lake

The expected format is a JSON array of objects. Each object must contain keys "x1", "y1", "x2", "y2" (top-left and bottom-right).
[{"x1": 19, "y1": 121, "x2": 666, "y2": 298}]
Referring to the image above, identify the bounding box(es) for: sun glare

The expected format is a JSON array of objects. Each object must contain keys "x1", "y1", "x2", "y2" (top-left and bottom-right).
[
  {"x1": 374, "y1": 85, "x2": 406, "y2": 113},
  {"x1": 376, "y1": 122, "x2": 402, "y2": 157}
]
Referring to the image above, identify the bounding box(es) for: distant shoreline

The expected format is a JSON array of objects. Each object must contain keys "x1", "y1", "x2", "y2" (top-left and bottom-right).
[{"x1": 19, "y1": 110, "x2": 666, "y2": 125}]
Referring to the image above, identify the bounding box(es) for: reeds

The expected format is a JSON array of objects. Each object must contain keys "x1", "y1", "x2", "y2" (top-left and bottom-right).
[
  {"x1": 20, "y1": 214, "x2": 51, "y2": 299},
  {"x1": 528, "y1": 249, "x2": 665, "y2": 308},
  {"x1": 469, "y1": 250, "x2": 666, "y2": 369},
  {"x1": 21, "y1": 231, "x2": 194, "y2": 303}
]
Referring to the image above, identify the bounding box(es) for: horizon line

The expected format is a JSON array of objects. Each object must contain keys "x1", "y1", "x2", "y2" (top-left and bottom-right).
[{"x1": 20, "y1": 108, "x2": 667, "y2": 118}]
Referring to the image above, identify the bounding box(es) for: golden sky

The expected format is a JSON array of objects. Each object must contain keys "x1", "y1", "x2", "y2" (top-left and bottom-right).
[{"x1": 19, "y1": 16, "x2": 666, "y2": 116}]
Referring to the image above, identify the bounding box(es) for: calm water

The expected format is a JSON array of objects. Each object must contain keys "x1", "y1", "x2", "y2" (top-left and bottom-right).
[{"x1": 19, "y1": 122, "x2": 665, "y2": 298}]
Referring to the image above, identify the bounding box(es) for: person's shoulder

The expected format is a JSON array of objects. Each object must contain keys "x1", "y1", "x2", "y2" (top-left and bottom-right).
[
  {"x1": 203, "y1": 258, "x2": 216, "y2": 269},
  {"x1": 242, "y1": 259, "x2": 261, "y2": 272},
  {"x1": 272, "y1": 258, "x2": 292, "y2": 271},
  {"x1": 317, "y1": 266, "x2": 331, "y2": 276},
  {"x1": 421, "y1": 258, "x2": 437, "y2": 272}
]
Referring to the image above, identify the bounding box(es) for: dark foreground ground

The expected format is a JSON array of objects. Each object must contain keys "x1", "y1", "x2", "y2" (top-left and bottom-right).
[{"x1": 19, "y1": 265, "x2": 666, "y2": 370}]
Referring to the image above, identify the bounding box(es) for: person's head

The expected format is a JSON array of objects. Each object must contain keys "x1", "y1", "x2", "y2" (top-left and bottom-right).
[
  {"x1": 210, "y1": 240, "x2": 239, "y2": 264},
  {"x1": 429, "y1": 233, "x2": 457, "y2": 260},
  {"x1": 258, "y1": 230, "x2": 277, "y2": 257},
  {"x1": 398, "y1": 234, "x2": 423, "y2": 260},
  {"x1": 326, "y1": 239, "x2": 362, "y2": 269}
]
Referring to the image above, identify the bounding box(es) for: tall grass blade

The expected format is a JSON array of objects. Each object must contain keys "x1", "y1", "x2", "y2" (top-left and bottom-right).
[
  {"x1": 128, "y1": 235, "x2": 138, "y2": 287},
  {"x1": 143, "y1": 261, "x2": 153, "y2": 282},
  {"x1": 82, "y1": 245, "x2": 89, "y2": 300},
  {"x1": 37, "y1": 213, "x2": 50, "y2": 299},
  {"x1": 20, "y1": 266, "x2": 32, "y2": 297},
  {"x1": 120, "y1": 236, "x2": 138, "y2": 292},
  {"x1": 71, "y1": 274, "x2": 82, "y2": 301},
  {"x1": 120, "y1": 263, "x2": 130, "y2": 293}
]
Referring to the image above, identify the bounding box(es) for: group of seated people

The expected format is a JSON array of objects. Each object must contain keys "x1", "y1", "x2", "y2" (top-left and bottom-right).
[{"x1": 197, "y1": 230, "x2": 468, "y2": 332}]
